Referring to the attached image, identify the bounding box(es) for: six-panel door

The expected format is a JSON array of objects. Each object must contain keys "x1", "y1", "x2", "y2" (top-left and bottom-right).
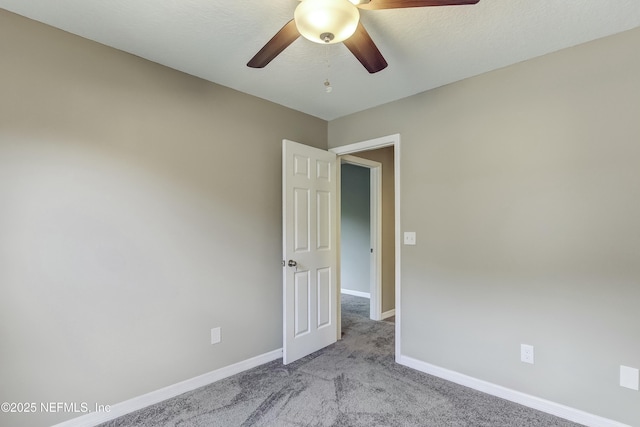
[{"x1": 283, "y1": 140, "x2": 337, "y2": 364}]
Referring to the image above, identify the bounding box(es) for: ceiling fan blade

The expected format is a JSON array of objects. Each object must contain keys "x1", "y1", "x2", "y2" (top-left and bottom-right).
[
  {"x1": 359, "y1": 0, "x2": 479, "y2": 10},
  {"x1": 247, "y1": 20, "x2": 300, "y2": 68},
  {"x1": 343, "y1": 22, "x2": 388, "y2": 74}
]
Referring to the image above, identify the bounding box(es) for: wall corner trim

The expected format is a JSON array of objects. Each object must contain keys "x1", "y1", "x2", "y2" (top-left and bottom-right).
[
  {"x1": 52, "y1": 348, "x2": 283, "y2": 427},
  {"x1": 397, "y1": 354, "x2": 630, "y2": 427}
]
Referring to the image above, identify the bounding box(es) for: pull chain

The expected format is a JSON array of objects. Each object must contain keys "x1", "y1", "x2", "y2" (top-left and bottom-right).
[{"x1": 324, "y1": 44, "x2": 332, "y2": 93}]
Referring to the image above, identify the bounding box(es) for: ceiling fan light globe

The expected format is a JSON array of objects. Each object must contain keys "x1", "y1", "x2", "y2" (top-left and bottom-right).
[{"x1": 294, "y1": 0, "x2": 360, "y2": 44}]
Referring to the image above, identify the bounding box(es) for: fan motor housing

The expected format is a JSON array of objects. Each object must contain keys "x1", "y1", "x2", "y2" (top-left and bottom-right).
[{"x1": 294, "y1": 0, "x2": 360, "y2": 44}]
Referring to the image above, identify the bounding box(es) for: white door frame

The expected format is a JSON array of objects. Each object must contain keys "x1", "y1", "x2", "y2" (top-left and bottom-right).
[
  {"x1": 330, "y1": 134, "x2": 401, "y2": 361},
  {"x1": 339, "y1": 155, "x2": 383, "y2": 321}
]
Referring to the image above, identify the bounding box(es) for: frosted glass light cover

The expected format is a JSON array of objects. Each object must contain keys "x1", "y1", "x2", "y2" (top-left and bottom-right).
[{"x1": 294, "y1": 0, "x2": 360, "y2": 44}]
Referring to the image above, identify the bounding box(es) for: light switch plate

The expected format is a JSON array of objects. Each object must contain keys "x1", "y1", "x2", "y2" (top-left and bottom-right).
[
  {"x1": 404, "y1": 232, "x2": 416, "y2": 245},
  {"x1": 620, "y1": 365, "x2": 639, "y2": 390}
]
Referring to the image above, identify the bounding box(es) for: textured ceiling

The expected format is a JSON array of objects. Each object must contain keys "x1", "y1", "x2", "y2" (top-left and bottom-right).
[{"x1": 1, "y1": 0, "x2": 639, "y2": 120}]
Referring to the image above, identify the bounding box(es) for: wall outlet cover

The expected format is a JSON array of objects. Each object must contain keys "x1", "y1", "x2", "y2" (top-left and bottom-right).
[
  {"x1": 211, "y1": 327, "x2": 221, "y2": 345},
  {"x1": 620, "y1": 365, "x2": 639, "y2": 390},
  {"x1": 520, "y1": 344, "x2": 534, "y2": 364}
]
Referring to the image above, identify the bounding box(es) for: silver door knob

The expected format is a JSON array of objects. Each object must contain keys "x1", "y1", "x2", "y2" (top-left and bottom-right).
[{"x1": 287, "y1": 260, "x2": 297, "y2": 267}]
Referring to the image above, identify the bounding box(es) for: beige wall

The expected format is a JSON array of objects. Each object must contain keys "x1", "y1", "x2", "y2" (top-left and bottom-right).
[
  {"x1": 350, "y1": 147, "x2": 396, "y2": 313},
  {"x1": 0, "y1": 10, "x2": 326, "y2": 427},
  {"x1": 329, "y1": 28, "x2": 640, "y2": 426}
]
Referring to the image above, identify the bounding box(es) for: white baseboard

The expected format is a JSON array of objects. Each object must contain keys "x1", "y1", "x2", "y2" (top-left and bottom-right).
[
  {"x1": 397, "y1": 355, "x2": 630, "y2": 427},
  {"x1": 52, "y1": 348, "x2": 283, "y2": 427},
  {"x1": 381, "y1": 309, "x2": 395, "y2": 320},
  {"x1": 341, "y1": 288, "x2": 370, "y2": 298}
]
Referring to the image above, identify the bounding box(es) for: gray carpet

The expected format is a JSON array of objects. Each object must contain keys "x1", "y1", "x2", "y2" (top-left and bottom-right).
[{"x1": 100, "y1": 295, "x2": 583, "y2": 426}]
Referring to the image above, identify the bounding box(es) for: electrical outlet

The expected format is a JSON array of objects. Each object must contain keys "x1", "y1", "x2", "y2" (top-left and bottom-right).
[
  {"x1": 521, "y1": 344, "x2": 534, "y2": 364},
  {"x1": 620, "y1": 365, "x2": 639, "y2": 390},
  {"x1": 211, "y1": 327, "x2": 221, "y2": 345}
]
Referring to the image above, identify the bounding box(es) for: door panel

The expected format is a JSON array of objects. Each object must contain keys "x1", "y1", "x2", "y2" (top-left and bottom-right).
[
  {"x1": 293, "y1": 188, "x2": 310, "y2": 252},
  {"x1": 317, "y1": 267, "x2": 331, "y2": 328},
  {"x1": 283, "y1": 140, "x2": 337, "y2": 364},
  {"x1": 316, "y1": 190, "x2": 331, "y2": 250},
  {"x1": 294, "y1": 271, "x2": 310, "y2": 337}
]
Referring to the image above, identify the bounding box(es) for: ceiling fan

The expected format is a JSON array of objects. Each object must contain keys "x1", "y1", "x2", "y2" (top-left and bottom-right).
[{"x1": 247, "y1": 0, "x2": 480, "y2": 74}]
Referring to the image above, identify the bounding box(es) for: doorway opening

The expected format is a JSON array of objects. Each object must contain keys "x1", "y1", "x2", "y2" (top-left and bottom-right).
[
  {"x1": 330, "y1": 134, "x2": 401, "y2": 360},
  {"x1": 339, "y1": 155, "x2": 383, "y2": 321}
]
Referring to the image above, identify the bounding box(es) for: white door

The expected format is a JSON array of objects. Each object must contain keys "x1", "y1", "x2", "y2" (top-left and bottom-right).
[{"x1": 282, "y1": 139, "x2": 337, "y2": 364}]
